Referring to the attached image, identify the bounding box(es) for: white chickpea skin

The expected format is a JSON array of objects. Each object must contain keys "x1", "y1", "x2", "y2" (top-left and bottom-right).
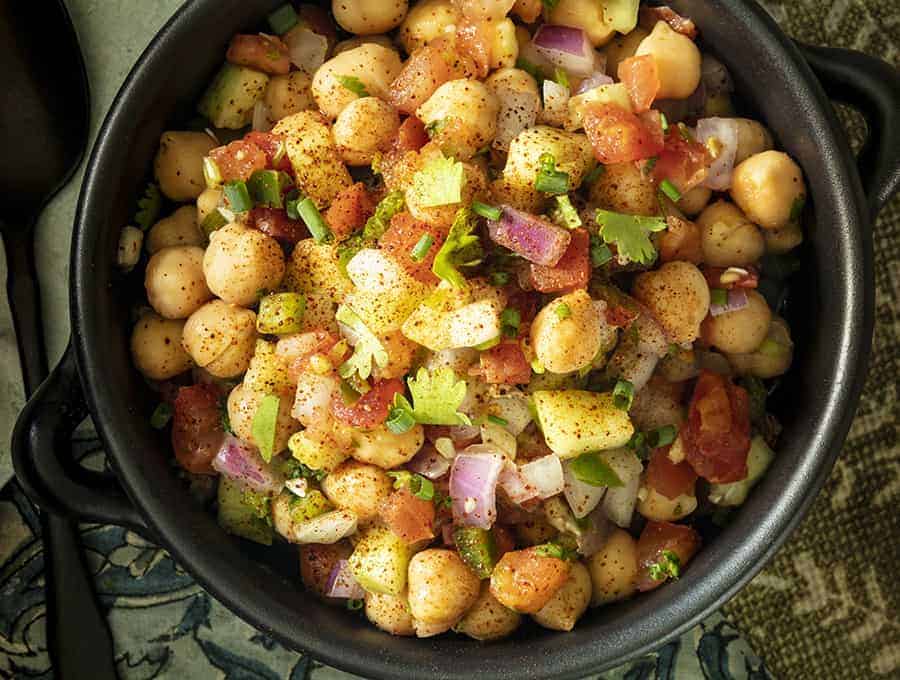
[
  {"x1": 311, "y1": 44, "x2": 403, "y2": 120},
  {"x1": 202, "y1": 223, "x2": 285, "y2": 307},
  {"x1": 182, "y1": 300, "x2": 258, "y2": 378},
  {"x1": 731, "y1": 118, "x2": 775, "y2": 164},
  {"x1": 701, "y1": 290, "x2": 773, "y2": 354},
  {"x1": 590, "y1": 161, "x2": 661, "y2": 216},
  {"x1": 532, "y1": 561, "x2": 592, "y2": 631},
  {"x1": 154, "y1": 131, "x2": 216, "y2": 201},
  {"x1": 321, "y1": 460, "x2": 393, "y2": 523},
  {"x1": 332, "y1": 0, "x2": 408, "y2": 35},
  {"x1": 730, "y1": 150, "x2": 806, "y2": 230},
  {"x1": 588, "y1": 529, "x2": 639, "y2": 606},
  {"x1": 417, "y1": 79, "x2": 500, "y2": 159},
  {"x1": 407, "y1": 549, "x2": 481, "y2": 626},
  {"x1": 130, "y1": 313, "x2": 192, "y2": 380},
  {"x1": 333, "y1": 97, "x2": 400, "y2": 166},
  {"x1": 146, "y1": 205, "x2": 204, "y2": 254},
  {"x1": 635, "y1": 21, "x2": 702, "y2": 100},
  {"x1": 398, "y1": 0, "x2": 460, "y2": 53},
  {"x1": 454, "y1": 583, "x2": 522, "y2": 641},
  {"x1": 531, "y1": 289, "x2": 607, "y2": 374},
  {"x1": 696, "y1": 200, "x2": 765, "y2": 267},
  {"x1": 144, "y1": 245, "x2": 212, "y2": 320},
  {"x1": 264, "y1": 72, "x2": 314, "y2": 121},
  {"x1": 633, "y1": 261, "x2": 711, "y2": 345},
  {"x1": 350, "y1": 424, "x2": 425, "y2": 469},
  {"x1": 365, "y1": 591, "x2": 416, "y2": 636}
]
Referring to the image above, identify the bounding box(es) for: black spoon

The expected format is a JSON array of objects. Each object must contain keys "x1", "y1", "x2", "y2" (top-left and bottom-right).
[{"x1": 1, "y1": 1, "x2": 118, "y2": 677}]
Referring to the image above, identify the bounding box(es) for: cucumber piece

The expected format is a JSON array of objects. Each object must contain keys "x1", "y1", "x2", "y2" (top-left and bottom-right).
[
  {"x1": 199, "y1": 63, "x2": 270, "y2": 129},
  {"x1": 217, "y1": 477, "x2": 274, "y2": 546},
  {"x1": 708, "y1": 436, "x2": 774, "y2": 507},
  {"x1": 453, "y1": 527, "x2": 497, "y2": 579},
  {"x1": 348, "y1": 526, "x2": 410, "y2": 596},
  {"x1": 532, "y1": 390, "x2": 634, "y2": 458}
]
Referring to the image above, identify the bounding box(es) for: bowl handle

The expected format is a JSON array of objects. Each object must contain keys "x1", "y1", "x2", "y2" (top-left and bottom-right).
[
  {"x1": 11, "y1": 340, "x2": 151, "y2": 537},
  {"x1": 797, "y1": 43, "x2": 900, "y2": 220}
]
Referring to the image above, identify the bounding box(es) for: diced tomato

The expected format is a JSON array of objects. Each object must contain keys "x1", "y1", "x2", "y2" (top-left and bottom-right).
[
  {"x1": 250, "y1": 207, "x2": 307, "y2": 244},
  {"x1": 388, "y1": 43, "x2": 457, "y2": 115},
  {"x1": 209, "y1": 140, "x2": 268, "y2": 183},
  {"x1": 226, "y1": 34, "x2": 291, "y2": 75},
  {"x1": 425, "y1": 424, "x2": 481, "y2": 448},
  {"x1": 683, "y1": 370, "x2": 751, "y2": 483},
  {"x1": 605, "y1": 304, "x2": 640, "y2": 327},
  {"x1": 380, "y1": 212, "x2": 447, "y2": 284},
  {"x1": 243, "y1": 131, "x2": 292, "y2": 172},
  {"x1": 324, "y1": 182, "x2": 377, "y2": 240},
  {"x1": 529, "y1": 228, "x2": 591, "y2": 293},
  {"x1": 583, "y1": 103, "x2": 665, "y2": 164},
  {"x1": 492, "y1": 524, "x2": 516, "y2": 559},
  {"x1": 653, "y1": 127, "x2": 711, "y2": 193},
  {"x1": 394, "y1": 116, "x2": 430, "y2": 153},
  {"x1": 489, "y1": 547, "x2": 571, "y2": 614},
  {"x1": 171, "y1": 384, "x2": 225, "y2": 475},
  {"x1": 645, "y1": 447, "x2": 698, "y2": 500},
  {"x1": 639, "y1": 6, "x2": 698, "y2": 39},
  {"x1": 701, "y1": 265, "x2": 760, "y2": 290},
  {"x1": 478, "y1": 342, "x2": 531, "y2": 385},
  {"x1": 618, "y1": 56, "x2": 661, "y2": 112},
  {"x1": 456, "y1": 19, "x2": 492, "y2": 79},
  {"x1": 659, "y1": 216, "x2": 703, "y2": 264},
  {"x1": 636, "y1": 520, "x2": 701, "y2": 591},
  {"x1": 381, "y1": 487, "x2": 436, "y2": 544},
  {"x1": 331, "y1": 378, "x2": 405, "y2": 429}
]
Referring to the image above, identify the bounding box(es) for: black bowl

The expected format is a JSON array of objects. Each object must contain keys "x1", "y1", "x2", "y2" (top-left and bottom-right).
[{"x1": 13, "y1": 1, "x2": 900, "y2": 678}]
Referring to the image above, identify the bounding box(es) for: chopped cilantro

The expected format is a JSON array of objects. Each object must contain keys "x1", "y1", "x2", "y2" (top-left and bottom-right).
[
  {"x1": 336, "y1": 75, "x2": 369, "y2": 97},
  {"x1": 551, "y1": 195, "x2": 582, "y2": 229},
  {"x1": 501, "y1": 307, "x2": 521, "y2": 337},
  {"x1": 589, "y1": 233, "x2": 614, "y2": 267},
  {"x1": 595, "y1": 209, "x2": 667, "y2": 265},
  {"x1": 533, "y1": 541, "x2": 577, "y2": 560},
  {"x1": 150, "y1": 403, "x2": 172, "y2": 429},
  {"x1": 251, "y1": 394, "x2": 281, "y2": 462},
  {"x1": 432, "y1": 207, "x2": 483, "y2": 288},
  {"x1": 409, "y1": 155, "x2": 465, "y2": 207},
  {"x1": 335, "y1": 305, "x2": 389, "y2": 381},
  {"x1": 364, "y1": 191, "x2": 406, "y2": 241},
  {"x1": 534, "y1": 153, "x2": 570, "y2": 194},
  {"x1": 387, "y1": 471, "x2": 435, "y2": 501},
  {"x1": 135, "y1": 182, "x2": 162, "y2": 231},
  {"x1": 392, "y1": 367, "x2": 472, "y2": 426},
  {"x1": 648, "y1": 549, "x2": 681, "y2": 581},
  {"x1": 555, "y1": 303, "x2": 572, "y2": 319}
]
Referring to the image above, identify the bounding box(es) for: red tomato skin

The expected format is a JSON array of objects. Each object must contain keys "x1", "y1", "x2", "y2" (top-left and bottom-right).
[
  {"x1": 653, "y1": 127, "x2": 711, "y2": 193},
  {"x1": 529, "y1": 228, "x2": 591, "y2": 293},
  {"x1": 209, "y1": 140, "x2": 268, "y2": 183},
  {"x1": 479, "y1": 342, "x2": 532, "y2": 385},
  {"x1": 226, "y1": 34, "x2": 291, "y2": 75},
  {"x1": 250, "y1": 207, "x2": 307, "y2": 244},
  {"x1": 618, "y1": 55, "x2": 661, "y2": 112},
  {"x1": 683, "y1": 370, "x2": 752, "y2": 483},
  {"x1": 583, "y1": 103, "x2": 665, "y2": 164},
  {"x1": 331, "y1": 378, "x2": 405, "y2": 429},
  {"x1": 645, "y1": 447, "x2": 698, "y2": 500},
  {"x1": 636, "y1": 520, "x2": 701, "y2": 591},
  {"x1": 639, "y1": 6, "x2": 698, "y2": 39},
  {"x1": 324, "y1": 182, "x2": 377, "y2": 240},
  {"x1": 381, "y1": 487, "x2": 436, "y2": 544},
  {"x1": 243, "y1": 131, "x2": 293, "y2": 172},
  {"x1": 388, "y1": 44, "x2": 456, "y2": 115},
  {"x1": 171, "y1": 384, "x2": 225, "y2": 475},
  {"x1": 456, "y1": 19, "x2": 492, "y2": 78},
  {"x1": 380, "y1": 212, "x2": 447, "y2": 284},
  {"x1": 395, "y1": 116, "x2": 430, "y2": 154}
]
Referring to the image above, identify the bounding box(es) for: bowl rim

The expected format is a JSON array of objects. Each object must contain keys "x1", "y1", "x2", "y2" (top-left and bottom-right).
[{"x1": 69, "y1": 0, "x2": 873, "y2": 677}]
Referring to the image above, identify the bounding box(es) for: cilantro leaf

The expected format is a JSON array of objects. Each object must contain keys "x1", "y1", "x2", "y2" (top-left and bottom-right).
[
  {"x1": 394, "y1": 367, "x2": 472, "y2": 426},
  {"x1": 409, "y1": 155, "x2": 465, "y2": 208},
  {"x1": 648, "y1": 549, "x2": 681, "y2": 581},
  {"x1": 336, "y1": 75, "x2": 369, "y2": 97},
  {"x1": 363, "y1": 191, "x2": 405, "y2": 241},
  {"x1": 595, "y1": 209, "x2": 667, "y2": 265},
  {"x1": 251, "y1": 394, "x2": 281, "y2": 462},
  {"x1": 135, "y1": 182, "x2": 162, "y2": 231},
  {"x1": 335, "y1": 305, "x2": 388, "y2": 381},
  {"x1": 569, "y1": 451, "x2": 624, "y2": 487},
  {"x1": 432, "y1": 207, "x2": 483, "y2": 288}
]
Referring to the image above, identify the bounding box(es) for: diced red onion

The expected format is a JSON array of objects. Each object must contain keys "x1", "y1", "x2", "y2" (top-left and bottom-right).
[
  {"x1": 709, "y1": 288, "x2": 749, "y2": 317},
  {"x1": 325, "y1": 559, "x2": 365, "y2": 600},
  {"x1": 408, "y1": 446, "x2": 452, "y2": 480},
  {"x1": 488, "y1": 206, "x2": 572, "y2": 267},
  {"x1": 498, "y1": 462, "x2": 539, "y2": 505},
  {"x1": 252, "y1": 101, "x2": 272, "y2": 132},
  {"x1": 285, "y1": 26, "x2": 328, "y2": 74},
  {"x1": 602, "y1": 474, "x2": 640, "y2": 528},
  {"x1": 696, "y1": 117, "x2": 739, "y2": 190},
  {"x1": 576, "y1": 72, "x2": 614, "y2": 95},
  {"x1": 450, "y1": 453, "x2": 504, "y2": 529},
  {"x1": 519, "y1": 455, "x2": 564, "y2": 500},
  {"x1": 576, "y1": 507, "x2": 612, "y2": 557},
  {"x1": 212, "y1": 435, "x2": 284, "y2": 495},
  {"x1": 532, "y1": 25, "x2": 598, "y2": 77},
  {"x1": 563, "y1": 461, "x2": 606, "y2": 519},
  {"x1": 701, "y1": 55, "x2": 733, "y2": 96}
]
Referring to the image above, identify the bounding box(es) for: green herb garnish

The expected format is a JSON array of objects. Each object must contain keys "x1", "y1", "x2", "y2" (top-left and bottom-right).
[
  {"x1": 487, "y1": 415, "x2": 509, "y2": 427},
  {"x1": 555, "y1": 303, "x2": 572, "y2": 319},
  {"x1": 500, "y1": 307, "x2": 521, "y2": 338},
  {"x1": 336, "y1": 305, "x2": 388, "y2": 381},
  {"x1": 268, "y1": 4, "x2": 299, "y2": 34},
  {"x1": 569, "y1": 451, "x2": 624, "y2": 487},
  {"x1": 534, "y1": 153, "x2": 570, "y2": 195},
  {"x1": 297, "y1": 198, "x2": 332, "y2": 243},
  {"x1": 659, "y1": 179, "x2": 682, "y2": 202},
  {"x1": 336, "y1": 75, "x2": 369, "y2": 97},
  {"x1": 648, "y1": 549, "x2": 681, "y2": 581},
  {"x1": 392, "y1": 367, "x2": 472, "y2": 426},
  {"x1": 432, "y1": 207, "x2": 483, "y2": 288},
  {"x1": 613, "y1": 379, "x2": 635, "y2": 410},
  {"x1": 595, "y1": 209, "x2": 667, "y2": 265},
  {"x1": 387, "y1": 471, "x2": 435, "y2": 501},
  {"x1": 472, "y1": 200, "x2": 502, "y2": 221},
  {"x1": 150, "y1": 403, "x2": 172, "y2": 429},
  {"x1": 223, "y1": 180, "x2": 252, "y2": 213},
  {"x1": 647, "y1": 424, "x2": 678, "y2": 449},
  {"x1": 135, "y1": 182, "x2": 162, "y2": 231},
  {"x1": 251, "y1": 394, "x2": 281, "y2": 462}
]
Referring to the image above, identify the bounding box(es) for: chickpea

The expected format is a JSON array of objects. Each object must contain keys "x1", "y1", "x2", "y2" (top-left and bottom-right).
[
  {"x1": 407, "y1": 549, "x2": 480, "y2": 626},
  {"x1": 227, "y1": 382, "x2": 300, "y2": 455},
  {"x1": 697, "y1": 200, "x2": 765, "y2": 267},
  {"x1": 635, "y1": 21, "x2": 701, "y2": 100},
  {"x1": 312, "y1": 44, "x2": 403, "y2": 119},
  {"x1": 701, "y1": 290, "x2": 773, "y2": 354},
  {"x1": 333, "y1": 97, "x2": 400, "y2": 166},
  {"x1": 321, "y1": 460, "x2": 392, "y2": 523},
  {"x1": 264, "y1": 72, "x2": 314, "y2": 121},
  {"x1": 632, "y1": 261, "x2": 710, "y2": 345},
  {"x1": 350, "y1": 424, "x2": 425, "y2": 469},
  {"x1": 731, "y1": 118, "x2": 774, "y2": 164},
  {"x1": 532, "y1": 561, "x2": 592, "y2": 631},
  {"x1": 589, "y1": 161, "x2": 660, "y2": 216},
  {"x1": 588, "y1": 529, "x2": 638, "y2": 606},
  {"x1": 602, "y1": 27, "x2": 650, "y2": 75},
  {"x1": 637, "y1": 487, "x2": 697, "y2": 522},
  {"x1": 196, "y1": 187, "x2": 223, "y2": 225},
  {"x1": 146, "y1": 206, "x2": 204, "y2": 254},
  {"x1": 454, "y1": 583, "x2": 522, "y2": 641},
  {"x1": 678, "y1": 185, "x2": 713, "y2": 217},
  {"x1": 764, "y1": 221, "x2": 803, "y2": 254},
  {"x1": 154, "y1": 131, "x2": 216, "y2": 201},
  {"x1": 130, "y1": 313, "x2": 192, "y2": 380},
  {"x1": 365, "y1": 591, "x2": 416, "y2": 636},
  {"x1": 202, "y1": 223, "x2": 285, "y2": 307},
  {"x1": 629, "y1": 377, "x2": 685, "y2": 432},
  {"x1": 417, "y1": 80, "x2": 500, "y2": 159},
  {"x1": 333, "y1": 35, "x2": 395, "y2": 56},
  {"x1": 730, "y1": 151, "x2": 806, "y2": 230},
  {"x1": 658, "y1": 215, "x2": 703, "y2": 264},
  {"x1": 726, "y1": 316, "x2": 793, "y2": 379},
  {"x1": 145, "y1": 246, "x2": 212, "y2": 319},
  {"x1": 531, "y1": 290, "x2": 609, "y2": 374},
  {"x1": 333, "y1": 0, "x2": 408, "y2": 35},
  {"x1": 514, "y1": 516, "x2": 557, "y2": 546},
  {"x1": 548, "y1": 0, "x2": 615, "y2": 46},
  {"x1": 398, "y1": 0, "x2": 460, "y2": 53},
  {"x1": 182, "y1": 300, "x2": 258, "y2": 378},
  {"x1": 300, "y1": 542, "x2": 353, "y2": 598}
]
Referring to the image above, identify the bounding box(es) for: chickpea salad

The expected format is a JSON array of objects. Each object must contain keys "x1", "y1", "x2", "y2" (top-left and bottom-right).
[{"x1": 122, "y1": 0, "x2": 804, "y2": 639}]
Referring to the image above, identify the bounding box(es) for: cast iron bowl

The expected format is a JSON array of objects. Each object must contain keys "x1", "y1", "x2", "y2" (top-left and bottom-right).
[{"x1": 12, "y1": 1, "x2": 900, "y2": 677}]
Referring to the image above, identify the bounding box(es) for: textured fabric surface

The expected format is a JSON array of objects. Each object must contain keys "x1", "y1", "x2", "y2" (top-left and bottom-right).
[{"x1": 0, "y1": 0, "x2": 896, "y2": 678}]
